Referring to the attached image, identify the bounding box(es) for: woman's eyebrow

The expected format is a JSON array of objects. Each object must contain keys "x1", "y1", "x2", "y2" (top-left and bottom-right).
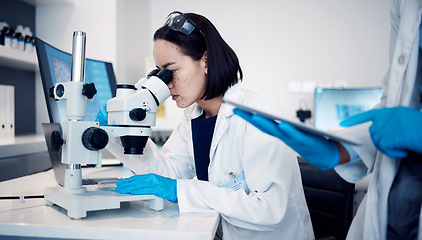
[{"x1": 157, "y1": 62, "x2": 176, "y2": 69}]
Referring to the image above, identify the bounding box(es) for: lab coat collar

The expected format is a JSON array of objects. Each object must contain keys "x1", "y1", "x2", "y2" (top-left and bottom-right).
[
  {"x1": 187, "y1": 84, "x2": 241, "y2": 119},
  {"x1": 186, "y1": 84, "x2": 241, "y2": 162},
  {"x1": 209, "y1": 84, "x2": 241, "y2": 161}
]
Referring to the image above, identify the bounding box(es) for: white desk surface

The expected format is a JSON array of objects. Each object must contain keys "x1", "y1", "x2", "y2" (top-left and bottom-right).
[{"x1": 0, "y1": 161, "x2": 220, "y2": 240}]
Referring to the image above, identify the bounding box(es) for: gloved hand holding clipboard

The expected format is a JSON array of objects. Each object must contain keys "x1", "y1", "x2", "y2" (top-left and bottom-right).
[{"x1": 223, "y1": 97, "x2": 360, "y2": 170}]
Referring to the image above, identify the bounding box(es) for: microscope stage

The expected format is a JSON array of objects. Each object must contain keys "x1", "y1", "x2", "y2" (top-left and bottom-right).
[{"x1": 44, "y1": 186, "x2": 164, "y2": 219}]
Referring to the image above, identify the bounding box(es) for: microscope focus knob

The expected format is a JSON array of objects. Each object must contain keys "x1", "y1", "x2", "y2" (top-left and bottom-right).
[
  {"x1": 82, "y1": 127, "x2": 109, "y2": 151},
  {"x1": 82, "y1": 83, "x2": 97, "y2": 99},
  {"x1": 129, "y1": 108, "x2": 147, "y2": 121},
  {"x1": 51, "y1": 131, "x2": 64, "y2": 152}
]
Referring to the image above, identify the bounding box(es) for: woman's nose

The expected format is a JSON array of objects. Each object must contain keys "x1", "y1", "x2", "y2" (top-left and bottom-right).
[{"x1": 166, "y1": 80, "x2": 174, "y2": 89}]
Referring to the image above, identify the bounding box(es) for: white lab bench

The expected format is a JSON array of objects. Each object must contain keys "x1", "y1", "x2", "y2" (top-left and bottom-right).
[{"x1": 0, "y1": 161, "x2": 220, "y2": 240}]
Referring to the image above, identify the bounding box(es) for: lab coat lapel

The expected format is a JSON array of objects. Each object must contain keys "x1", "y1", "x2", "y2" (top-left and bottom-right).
[
  {"x1": 388, "y1": 1, "x2": 421, "y2": 107},
  {"x1": 208, "y1": 104, "x2": 230, "y2": 162},
  {"x1": 207, "y1": 85, "x2": 241, "y2": 168},
  {"x1": 402, "y1": 5, "x2": 422, "y2": 107},
  {"x1": 208, "y1": 85, "x2": 242, "y2": 163}
]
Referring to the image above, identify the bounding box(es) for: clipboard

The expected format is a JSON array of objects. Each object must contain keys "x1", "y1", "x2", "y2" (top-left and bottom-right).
[{"x1": 223, "y1": 97, "x2": 361, "y2": 146}]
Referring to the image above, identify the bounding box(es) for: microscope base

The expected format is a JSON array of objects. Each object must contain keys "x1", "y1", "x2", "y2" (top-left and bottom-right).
[{"x1": 44, "y1": 187, "x2": 165, "y2": 219}]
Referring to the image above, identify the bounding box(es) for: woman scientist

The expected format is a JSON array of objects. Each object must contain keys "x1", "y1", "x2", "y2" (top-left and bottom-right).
[{"x1": 102, "y1": 11, "x2": 313, "y2": 240}]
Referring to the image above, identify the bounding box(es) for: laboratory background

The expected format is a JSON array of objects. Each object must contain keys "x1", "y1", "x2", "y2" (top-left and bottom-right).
[
  {"x1": 0, "y1": 0, "x2": 391, "y2": 239},
  {"x1": 0, "y1": 0, "x2": 390, "y2": 134}
]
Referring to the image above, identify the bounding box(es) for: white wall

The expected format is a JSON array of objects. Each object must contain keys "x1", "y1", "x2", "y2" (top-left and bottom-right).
[
  {"x1": 148, "y1": 0, "x2": 391, "y2": 126},
  {"x1": 36, "y1": 0, "x2": 117, "y2": 63},
  {"x1": 116, "y1": 0, "x2": 151, "y2": 84}
]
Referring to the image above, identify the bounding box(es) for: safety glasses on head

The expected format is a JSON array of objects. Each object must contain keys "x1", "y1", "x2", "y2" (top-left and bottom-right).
[{"x1": 164, "y1": 11, "x2": 204, "y2": 36}]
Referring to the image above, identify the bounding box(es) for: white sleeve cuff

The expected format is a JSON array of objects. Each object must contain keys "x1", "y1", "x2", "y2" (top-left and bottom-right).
[{"x1": 342, "y1": 142, "x2": 360, "y2": 163}]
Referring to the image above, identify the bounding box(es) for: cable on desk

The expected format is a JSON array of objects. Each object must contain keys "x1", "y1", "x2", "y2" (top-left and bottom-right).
[{"x1": 0, "y1": 195, "x2": 44, "y2": 201}]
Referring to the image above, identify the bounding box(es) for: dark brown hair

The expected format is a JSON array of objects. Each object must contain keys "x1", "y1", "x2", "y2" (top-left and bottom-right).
[{"x1": 153, "y1": 12, "x2": 243, "y2": 100}]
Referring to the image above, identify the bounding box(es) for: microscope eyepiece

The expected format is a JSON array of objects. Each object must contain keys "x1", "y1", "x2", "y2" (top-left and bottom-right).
[
  {"x1": 147, "y1": 68, "x2": 160, "y2": 78},
  {"x1": 157, "y1": 69, "x2": 173, "y2": 85}
]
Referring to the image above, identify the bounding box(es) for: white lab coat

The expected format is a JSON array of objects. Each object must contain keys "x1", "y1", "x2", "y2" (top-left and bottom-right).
[
  {"x1": 335, "y1": 0, "x2": 422, "y2": 239},
  {"x1": 106, "y1": 85, "x2": 314, "y2": 240}
]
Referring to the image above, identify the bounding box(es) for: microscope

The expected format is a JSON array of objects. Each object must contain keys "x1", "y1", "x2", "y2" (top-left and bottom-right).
[
  {"x1": 104, "y1": 67, "x2": 172, "y2": 155},
  {"x1": 44, "y1": 31, "x2": 172, "y2": 219}
]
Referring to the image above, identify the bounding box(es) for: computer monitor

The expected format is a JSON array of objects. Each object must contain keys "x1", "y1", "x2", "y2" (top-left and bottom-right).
[
  {"x1": 314, "y1": 88, "x2": 383, "y2": 132},
  {"x1": 35, "y1": 37, "x2": 117, "y2": 124}
]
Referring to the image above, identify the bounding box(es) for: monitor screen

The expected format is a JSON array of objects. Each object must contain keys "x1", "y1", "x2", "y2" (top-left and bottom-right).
[
  {"x1": 314, "y1": 88, "x2": 383, "y2": 132},
  {"x1": 35, "y1": 38, "x2": 117, "y2": 124}
]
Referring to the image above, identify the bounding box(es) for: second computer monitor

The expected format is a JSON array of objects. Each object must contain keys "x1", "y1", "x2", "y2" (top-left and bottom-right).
[{"x1": 314, "y1": 88, "x2": 383, "y2": 132}]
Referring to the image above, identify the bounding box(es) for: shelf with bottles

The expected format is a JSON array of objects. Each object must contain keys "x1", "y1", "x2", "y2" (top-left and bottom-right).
[{"x1": 0, "y1": 18, "x2": 37, "y2": 71}]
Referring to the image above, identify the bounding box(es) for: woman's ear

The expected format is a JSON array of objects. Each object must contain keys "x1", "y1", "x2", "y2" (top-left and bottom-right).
[{"x1": 203, "y1": 51, "x2": 208, "y2": 75}]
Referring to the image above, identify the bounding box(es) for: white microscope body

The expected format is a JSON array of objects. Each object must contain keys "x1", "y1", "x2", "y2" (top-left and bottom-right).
[
  {"x1": 44, "y1": 31, "x2": 171, "y2": 219},
  {"x1": 104, "y1": 68, "x2": 172, "y2": 155}
]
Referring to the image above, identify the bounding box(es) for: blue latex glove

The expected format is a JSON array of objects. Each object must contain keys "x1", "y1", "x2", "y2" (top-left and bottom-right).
[
  {"x1": 340, "y1": 106, "x2": 422, "y2": 159},
  {"x1": 115, "y1": 173, "x2": 178, "y2": 203},
  {"x1": 233, "y1": 108, "x2": 339, "y2": 170},
  {"x1": 96, "y1": 104, "x2": 109, "y2": 126}
]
